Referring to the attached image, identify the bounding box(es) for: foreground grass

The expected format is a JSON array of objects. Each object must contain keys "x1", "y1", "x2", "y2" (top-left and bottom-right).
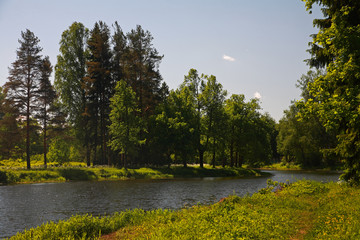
[
  {"x1": 0, "y1": 166, "x2": 262, "y2": 185},
  {"x1": 8, "y1": 180, "x2": 360, "y2": 239}
]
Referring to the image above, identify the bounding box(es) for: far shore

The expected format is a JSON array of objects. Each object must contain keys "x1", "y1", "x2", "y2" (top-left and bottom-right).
[{"x1": 0, "y1": 165, "x2": 269, "y2": 185}]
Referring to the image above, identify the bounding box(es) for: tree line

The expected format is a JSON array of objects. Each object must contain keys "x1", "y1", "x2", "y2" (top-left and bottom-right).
[{"x1": 0, "y1": 21, "x2": 277, "y2": 169}]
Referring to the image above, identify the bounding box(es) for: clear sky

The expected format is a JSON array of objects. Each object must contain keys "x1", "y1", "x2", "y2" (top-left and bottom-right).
[{"x1": 0, "y1": 0, "x2": 322, "y2": 121}]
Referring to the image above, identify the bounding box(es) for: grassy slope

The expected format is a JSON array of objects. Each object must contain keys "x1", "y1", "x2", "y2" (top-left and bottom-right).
[
  {"x1": 0, "y1": 166, "x2": 263, "y2": 185},
  {"x1": 8, "y1": 180, "x2": 360, "y2": 240}
]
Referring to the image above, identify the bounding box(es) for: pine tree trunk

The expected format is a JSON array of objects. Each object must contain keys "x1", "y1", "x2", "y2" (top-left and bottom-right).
[
  {"x1": 43, "y1": 92, "x2": 48, "y2": 169},
  {"x1": 26, "y1": 85, "x2": 31, "y2": 170}
]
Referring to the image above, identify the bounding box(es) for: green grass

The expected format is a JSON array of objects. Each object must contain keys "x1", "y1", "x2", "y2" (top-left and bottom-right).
[
  {"x1": 0, "y1": 159, "x2": 87, "y2": 169},
  {"x1": 260, "y1": 162, "x2": 303, "y2": 170},
  {"x1": 0, "y1": 165, "x2": 263, "y2": 185},
  {"x1": 8, "y1": 180, "x2": 360, "y2": 240}
]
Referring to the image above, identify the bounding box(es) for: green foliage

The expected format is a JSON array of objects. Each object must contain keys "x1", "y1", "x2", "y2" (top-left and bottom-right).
[
  {"x1": 47, "y1": 137, "x2": 71, "y2": 164},
  {"x1": 279, "y1": 70, "x2": 339, "y2": 168},
  {"x1": 225, "y1": 95, "x2": 274, "y2": 168},
  {"x1": 301, "y1": 0, "x2": 360, "y2": 183},
  {"x1": 108, "y1": 80, "x2": 144, "y2": 167}
]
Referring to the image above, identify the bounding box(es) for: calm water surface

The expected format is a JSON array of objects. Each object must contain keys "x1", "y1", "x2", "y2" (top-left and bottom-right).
[{"x1": 0, "y1": 170, "x2": 340, "y2": 238}]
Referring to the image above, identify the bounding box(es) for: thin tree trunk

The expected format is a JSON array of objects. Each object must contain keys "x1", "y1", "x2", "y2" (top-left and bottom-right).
[
  {"x1": 26, "y1": 84, "x2": 31, "y2": 170},
  {"x1": 43, "y1": 118, "x2": 47, "y2": 169},
  {"x1": 197, "y1": 104, "x2": 203, "y2": 168},
  {"x1": 43, "y1": 89, "x2": 48, "y2": 169},
  {"x1": 86, "y1": 144, "x2": 91, "y2": 167},
  {"x1": 230, "y1": 139, "x2": 234, "y2": 167},
  {"x1": 124, "y1": 150, "x2": 127, "y2": 169},
  {"x1": 235, "y1": 151, "x2": 238, "y2": 167},
  {"x1": 212, "y1": 137, "x2": 216, "y2": 168}
]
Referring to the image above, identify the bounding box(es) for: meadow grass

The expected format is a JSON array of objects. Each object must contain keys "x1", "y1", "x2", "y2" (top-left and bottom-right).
[{"x1": 8, "y1": 180, "x2": 360, "y2": 240}]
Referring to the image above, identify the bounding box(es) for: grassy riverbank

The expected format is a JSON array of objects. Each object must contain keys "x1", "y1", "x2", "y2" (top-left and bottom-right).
[
  {"x1": 0, "y1": 165, "x2": 263, "y2": 185},
  {"x1": 8, "y1": 180, "x2": 360, "y2": 239}
]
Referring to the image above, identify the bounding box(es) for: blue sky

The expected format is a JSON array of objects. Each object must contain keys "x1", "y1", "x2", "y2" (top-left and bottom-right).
[{"x1": 0, "y1": 0, "x2": 322, "y2": 121}]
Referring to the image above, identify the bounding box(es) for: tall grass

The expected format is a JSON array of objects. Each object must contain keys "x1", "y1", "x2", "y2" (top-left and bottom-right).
[{"x1": 8, "y1": 209, "x2": 159, "y2": 240}]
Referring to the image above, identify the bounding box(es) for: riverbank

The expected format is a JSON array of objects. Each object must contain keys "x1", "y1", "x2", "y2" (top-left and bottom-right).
[
  {"x1": 7, "y1": 180, "x2": 359, "y2": 239},
  {"x1": 0, "y1": 166, "x2": 264, "y2": 185}
]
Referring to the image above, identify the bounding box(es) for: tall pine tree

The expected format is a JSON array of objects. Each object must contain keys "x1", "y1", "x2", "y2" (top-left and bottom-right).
[
  {"x1": 4, "y1": 29, "x2": 43, "y2": 169},
  {"x1": 84, "y1": 21, "x2": 113, "y2": 165},
  {"x1": 124, "y1": 25, "x2": 165, "y2": 164}
]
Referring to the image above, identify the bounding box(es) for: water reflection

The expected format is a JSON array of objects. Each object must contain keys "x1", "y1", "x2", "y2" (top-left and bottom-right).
[{"x1": 0, "y1": 170, "x2": 340, "y2": 238}]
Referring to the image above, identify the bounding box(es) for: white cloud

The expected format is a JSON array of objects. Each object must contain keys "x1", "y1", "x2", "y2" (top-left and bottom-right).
[
  {"x1": 223, "y1": 54, "x2": 235, "y2": 62},
  {"x1": 254, "y1": 92, "x2": 262, "y2": 99}
]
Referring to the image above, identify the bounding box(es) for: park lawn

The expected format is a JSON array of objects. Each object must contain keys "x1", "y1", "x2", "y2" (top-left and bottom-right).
[{"x1": 8, "y1": 180, "x2": 360, "y2": 239}]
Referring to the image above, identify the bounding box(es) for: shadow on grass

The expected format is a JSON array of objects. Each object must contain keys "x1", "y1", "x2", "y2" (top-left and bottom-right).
[{"x1": 57, "y1": 168, "x2": 98, "y2": 181}]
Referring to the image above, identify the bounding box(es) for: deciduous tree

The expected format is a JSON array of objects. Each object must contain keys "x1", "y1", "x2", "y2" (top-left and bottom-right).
[
  {"x1": 108, "y1": 80, "x2": 144, "y2": 168},
  {"x1": 55, "y1": 22, "x2": 90, "y2": 165}
]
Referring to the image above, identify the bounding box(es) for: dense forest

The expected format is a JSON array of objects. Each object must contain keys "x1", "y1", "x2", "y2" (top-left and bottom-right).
[
  {"x1": 1, "y1": 0, "x2": 360, "y2": 185},
  {"x1": 0, "y1": 22, "x2": 278, "y2": 169}
]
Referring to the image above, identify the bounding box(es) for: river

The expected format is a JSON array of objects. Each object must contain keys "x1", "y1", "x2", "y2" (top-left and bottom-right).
[{"x1": 0, "y1": 170, "x2": 340, "y2": 238}]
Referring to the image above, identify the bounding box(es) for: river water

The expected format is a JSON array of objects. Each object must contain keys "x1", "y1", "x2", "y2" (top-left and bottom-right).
[{"x1": 0, "y1": 170, "x2": 340, "y2": 238}]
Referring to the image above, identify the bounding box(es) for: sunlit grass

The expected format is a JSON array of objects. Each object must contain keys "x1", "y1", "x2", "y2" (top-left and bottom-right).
[{"x1": 261, "y1": 162, "x2": 303, "y2": 170}]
